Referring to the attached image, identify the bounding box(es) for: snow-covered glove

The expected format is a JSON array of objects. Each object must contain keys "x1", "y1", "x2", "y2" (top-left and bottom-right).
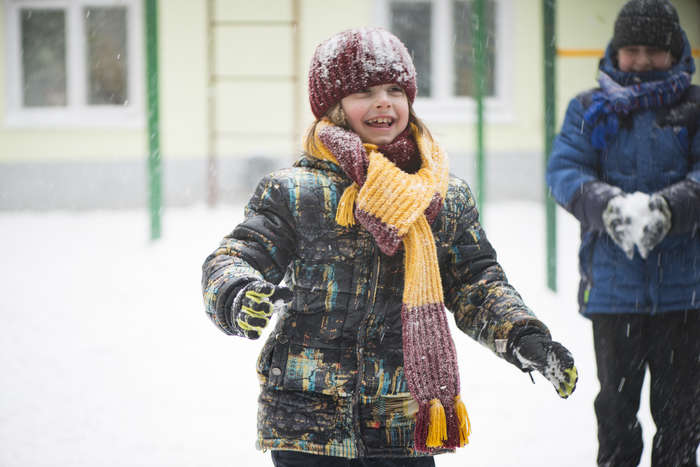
[
  {"x1": 514, "y1": 333, "x2": 578, "y2": 399},
  {"x1": 636, "y1": 194, "x2": 671, "y2": 259},
  {"x1": 231, "y1": 281, "x2": 293, "y2": 339},
  {"x1": 602, "y1": 194, "x2": 636, "y2": 259}
]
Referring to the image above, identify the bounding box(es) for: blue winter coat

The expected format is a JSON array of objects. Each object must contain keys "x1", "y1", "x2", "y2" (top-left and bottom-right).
[{"x1": 546, "y1": 35, "x2": 700, "y2": 317}]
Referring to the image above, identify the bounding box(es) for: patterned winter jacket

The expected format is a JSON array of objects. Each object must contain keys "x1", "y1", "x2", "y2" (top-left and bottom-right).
[
  {"x1": 202, "y1": 154, "x2": 549, "y2": 458},
  {"x1": 546, "y1": 35, "x2": 700, "y2": 317}
]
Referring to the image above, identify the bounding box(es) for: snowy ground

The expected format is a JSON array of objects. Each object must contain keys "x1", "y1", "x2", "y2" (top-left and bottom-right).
[{"x1": 1, "y1": 201, "x2": 695, "y2": 466}]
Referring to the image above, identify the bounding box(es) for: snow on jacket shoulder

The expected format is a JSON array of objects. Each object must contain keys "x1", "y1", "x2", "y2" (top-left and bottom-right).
[
  {"x1": 202, "y1": 154, "x2": 547, "y2": 458},
  {"x1": 546, "y1": 34, "x2": 700, "y2": 317}
]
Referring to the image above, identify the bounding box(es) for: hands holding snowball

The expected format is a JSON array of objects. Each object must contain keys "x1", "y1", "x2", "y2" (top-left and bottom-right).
[{"x1": 602, "y1": 192, "x2": 671, "y2": 259}]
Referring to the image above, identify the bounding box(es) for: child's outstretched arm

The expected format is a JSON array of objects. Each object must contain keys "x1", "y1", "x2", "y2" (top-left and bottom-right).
[
  {"x1": 202, "y1": 174, "x2": 297, "y2": 337},
  {"x1": 441, "y1": 179, "x2": 577, "y2": 397}
]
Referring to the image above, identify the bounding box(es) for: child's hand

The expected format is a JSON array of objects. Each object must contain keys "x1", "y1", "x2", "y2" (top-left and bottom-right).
[
  {"x1": 602, "y1": 194, "x2": 636, "y2": 259},
  {"x1": 231, "y1": 281, "x2": 293, "y2": 339},
  {"x1": 637, "y1": 194, "x2": 671, "y2": 259},
  {"x1": 603, "y1": 192, "x2": 672, "y2": 260},
  {"x1": 513, "y1": 333, "x2": 578, "y2": 399}
]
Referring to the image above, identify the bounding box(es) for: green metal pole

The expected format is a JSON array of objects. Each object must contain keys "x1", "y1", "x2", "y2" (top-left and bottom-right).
[
  {"x1": 146, "y1": 0, "x2": 161, "y2": 240},
  {"x1": 544, "y1": 0, "x2": 556, "y2": 291},
  {"x1": 473, "y1": 0, "x2": 486, "y2": 214}
]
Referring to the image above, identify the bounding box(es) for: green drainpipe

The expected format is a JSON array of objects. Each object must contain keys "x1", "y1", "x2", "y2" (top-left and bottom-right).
[
  {"x1": 146, "y1": 0, "x2": 161, "y2": 240},
  {"x1": 544, "y1": 0, "x2": 557, "y2": 291},
  {"x1": 473, "y1": 0, "x2": 486, "y2": 215}
]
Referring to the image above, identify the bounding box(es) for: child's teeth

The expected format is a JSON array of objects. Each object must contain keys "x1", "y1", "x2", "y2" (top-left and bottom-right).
[{"x1": 369, "y1": 118, "x2": 391, "y2": 124}]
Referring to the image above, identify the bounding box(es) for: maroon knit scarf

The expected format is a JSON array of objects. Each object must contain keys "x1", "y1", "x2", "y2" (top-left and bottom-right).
[{"x1": 378, "y1": 126, "x2": 421, "y2": 173}]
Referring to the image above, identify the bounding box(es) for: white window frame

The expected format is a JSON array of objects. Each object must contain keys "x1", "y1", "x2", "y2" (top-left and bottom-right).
[
  {"x1": 375, "y1": 0, "x2": 514, "y2": 123},
  {"x1": 4, "y1": 0, "x2": 144, "y2": 128}
]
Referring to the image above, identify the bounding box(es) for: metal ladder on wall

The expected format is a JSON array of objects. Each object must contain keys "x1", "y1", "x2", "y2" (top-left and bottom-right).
[{"x1": 205, "y1": 0, "x2": 301, "y2": 206}]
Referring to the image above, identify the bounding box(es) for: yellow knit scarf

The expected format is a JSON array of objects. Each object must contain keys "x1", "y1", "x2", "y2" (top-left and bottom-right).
[{"x1": 306, "y1": 119, "x2": 470, "y2": 451}]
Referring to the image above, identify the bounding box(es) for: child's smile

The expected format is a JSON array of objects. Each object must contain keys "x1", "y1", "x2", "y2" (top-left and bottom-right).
[{"x1": 365, "y1": 117, "x2": 394, "y2": 128}]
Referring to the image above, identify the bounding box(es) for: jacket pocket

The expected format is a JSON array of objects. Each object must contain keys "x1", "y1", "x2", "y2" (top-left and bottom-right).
[
  {"x1": 279, "y1": 343, "x2": 355, "y2": 397},
  {"x1": 259, "y1": 384, "x2": 342, "y2": 444},
  {"x1": 363, "y1": 392, "x2": 418, "y2": 446},
  {"x1": 256, "y1": 335, "x2": 276, "y2": 384},
  {"x1": 256, "y1": 337, "x2": 290, "y2": 389}
]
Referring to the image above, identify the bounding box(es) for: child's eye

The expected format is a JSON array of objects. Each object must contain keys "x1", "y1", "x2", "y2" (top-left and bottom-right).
[
  {"x1": 389, "y1": 86, "x2": 404, "y2": 94},
  {"x1": 648, "y1": 47, "x2": 668, "y2": 57}
]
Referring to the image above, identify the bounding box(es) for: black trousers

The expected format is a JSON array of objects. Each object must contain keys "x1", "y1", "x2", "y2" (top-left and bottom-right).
[
  {"x1": 591, "y1": 310, "x2": 700, "y2": 467},
  {"x1": 271, "y1": 451, "x2": 435, "y2": 467}
]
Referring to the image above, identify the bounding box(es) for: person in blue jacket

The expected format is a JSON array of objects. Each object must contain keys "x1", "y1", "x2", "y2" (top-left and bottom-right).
[{"x1": 546, "y1": 1, "x2": 700, "y2": 466}]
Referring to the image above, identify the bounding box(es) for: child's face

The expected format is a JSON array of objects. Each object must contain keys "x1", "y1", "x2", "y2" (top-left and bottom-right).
[
  {"x1": 617, "y1": 45, "x2": 675, "y2": 72},
  {"x1": 340, "y1": 83, "x2": 409, "y2": 145}
]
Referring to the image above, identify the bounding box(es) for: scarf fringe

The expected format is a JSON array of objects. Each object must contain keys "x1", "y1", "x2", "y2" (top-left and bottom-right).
[
  {"x1": 455, "y1": 395, "x2": 471, "y2": 446},
  {"x1": 426, "y1": 398, "x2": 447, "y2": 447},
  {"x1": 335, "y1": 182, "x2": 358, "y2": 227},
  {"x1": 416, "y1": 396, "x2": 471, "y2": 452}
]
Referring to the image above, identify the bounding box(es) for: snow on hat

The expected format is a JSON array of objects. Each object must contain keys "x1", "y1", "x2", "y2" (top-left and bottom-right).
[
  {"x1": 611, "y1": 0, "x2": 684, "y2": 59},
  {"x1": 308, "y1": 27, "x2": 417, "y2": 119}
]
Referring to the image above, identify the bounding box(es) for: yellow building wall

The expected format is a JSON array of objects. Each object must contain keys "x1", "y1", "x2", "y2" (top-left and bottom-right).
[
  {"x1": 160, "y1": 0, "x2": 207, "y2": 160},
  {"x1": 1, "y1": 0, "x2": 698, "y2": 165}
]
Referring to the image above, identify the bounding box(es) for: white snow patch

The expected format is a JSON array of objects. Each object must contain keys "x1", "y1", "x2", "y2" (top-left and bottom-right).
[
  {"x1": 0, "y1": 202, "x2": 695, "y2": 466},
  {"x1": 621, "y1": 191, "x2": 658, "y2": 249}
]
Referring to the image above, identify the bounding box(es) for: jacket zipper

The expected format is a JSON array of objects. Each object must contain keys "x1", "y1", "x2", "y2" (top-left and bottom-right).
[{"x1": 352, "y1": 250, "x2": 381, "y2": 457}]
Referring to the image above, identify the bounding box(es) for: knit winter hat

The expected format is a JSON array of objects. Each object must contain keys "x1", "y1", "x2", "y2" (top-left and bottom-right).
[
  {"x1": 308, "y1": 27, "x2": 417, "y2": 119},
  {"x1": 611, "y1": 0, "x2": 684, "y2": 59}
]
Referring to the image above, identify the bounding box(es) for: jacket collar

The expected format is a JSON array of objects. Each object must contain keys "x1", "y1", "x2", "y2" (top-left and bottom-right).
[{"x1": 294, "y1": 153, "x2": 349, "y2": 177}]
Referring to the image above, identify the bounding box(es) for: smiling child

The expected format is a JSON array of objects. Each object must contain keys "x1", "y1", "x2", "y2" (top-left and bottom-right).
[{"x1": 203, "y1": 27, "x2": 578, "y2": 467}]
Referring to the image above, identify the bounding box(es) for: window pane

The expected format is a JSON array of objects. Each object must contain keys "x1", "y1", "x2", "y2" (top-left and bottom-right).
[
  {"x1": 85, "y1": 7, "x2": 128, "y2": 105},
  {"x1": 454, "y1": 0, "x2": 496, "y2": 97},
  {"x1": 390, "y1": 2, "x2": 432, "y2": 98},
  {"x1": 21, "y1": 9, "x2": 67, "y2": 107}
]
